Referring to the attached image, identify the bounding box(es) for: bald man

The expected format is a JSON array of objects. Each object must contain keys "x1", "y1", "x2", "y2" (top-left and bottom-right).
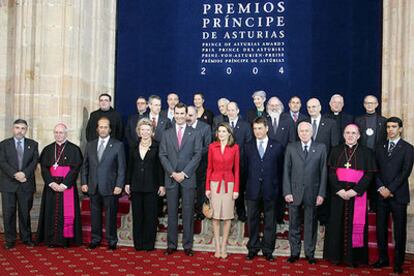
[{"x1": 37, "y1": 123, "x2": 83, "y2": 248}]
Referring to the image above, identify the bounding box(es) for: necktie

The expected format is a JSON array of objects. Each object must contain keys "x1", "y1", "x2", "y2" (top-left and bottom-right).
[
  {"x1": 312, "y1": 120, "x2": 318, "y2": 140},
  {"x1": 177, "y1": 127, "x2": 183, "y2": 148},
  {"x1": 152, "y1": 117, "x2": 157, "y2": 128},
  {"x1": 388, "y1": 141, "x2": 395, "y2": 156},
  {"x1": 273, "y1": 117, "x2": 278, "y2": 134},
  {"x1": 16, "y1": 140, "x2": 23, "y2": 170},
  {"x1": 304, "y1": 145, "x2": 308, "y2": 159},
  {"x1": 97, "y1": 140, "x2": 105, "y2": 162},
  {"x1": 293, "y1": 113, "x2": 298, "y2": 122},
  {"x1": 258, "y1": 140, "x2": 265, "y2": 159},
  {"x1": 231, "y1": 121, "x2": 235, "y2": 130}
]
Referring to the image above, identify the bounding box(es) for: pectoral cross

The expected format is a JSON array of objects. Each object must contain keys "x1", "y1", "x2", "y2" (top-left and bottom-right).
[
  {"x1": 344, "y1": 162, "x2": 351, "y2": 169},
  {"x1": 53, "y1": 162, "x2": 59, "y2": 170}
]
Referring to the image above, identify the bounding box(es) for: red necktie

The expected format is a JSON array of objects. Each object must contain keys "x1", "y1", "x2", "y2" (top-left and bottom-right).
[
  {"x1": 177, "y1": 127, "x2": 183, "y2": 148},
  {"x1": 293, "y1": 113, "x2": 298, "y2": 122}
]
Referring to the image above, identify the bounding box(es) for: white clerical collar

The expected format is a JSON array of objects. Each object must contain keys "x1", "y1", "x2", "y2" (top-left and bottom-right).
[
  {"x1": 56, "y1": 139, "x2": 67, "y2": 146},
  {"x1": 334, "y1": 112, "x2": 340, "y2": 115}
]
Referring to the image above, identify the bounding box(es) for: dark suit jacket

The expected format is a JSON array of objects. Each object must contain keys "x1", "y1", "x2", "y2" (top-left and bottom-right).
[
  {"x1": 124, "y1": 111, "x2": 149, "y2": 146},
  {"x1": 159, "y1": 125, "x2": 202, "y2": 189},
  {"x1": 246, "y1": 109, "x2": 267, "y2": 124},
  {"x1": 266, "y1": 113, "x2": 296, "y2": 147},
  {"x1": 144, "y1": 114, "x2": 171, "y2": 142},
  {"x1": 0, "y1": 138, "x2": 39, "y2": 193},
  {"x1": 192, "y1": 120, "x2": 212, "y2": 156},
  {"x1": 375, "y1": 139, "x2": 414, "y2": 204},
  {"x1": 306, "y1": 116, "x2": 339, "y2": 154},
  {"x1": 198, "y1": 109, "x2": 214, "y2": 126},
  {"x1": 283, "y1": 141, "x2": 327, "y2": 206},
  {"x1": 126, "y1": 140, "x2": 164, "y2": 193},
  {"x1": 324, "y1": 111, "x2": 354, "y2": 140},
  {"x1": 355, "y1": 113, "x2": 387, "y2": 150},
  {"x1": 245, "y1": 139, "x2": 284, "y2": 201},
  {"x1": 81, "y1": 137, "x2": 126, "y2": 196},
  {"x1": 232, "y1": 118, "x2": 253, "y2": 166},
  {"x1": 286, "y1": 112, "x2": 309, "y2": 141},
  {"x1": 212, "y1": 114, "x2": 228, "y2": 133}
]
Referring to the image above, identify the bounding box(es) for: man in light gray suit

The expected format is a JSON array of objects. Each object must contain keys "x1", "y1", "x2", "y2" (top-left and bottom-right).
[
  {"x1": 159, "y1": 103, "x2": 202, "y2": 256},
  {"x1": 283, "y1": 121, "x2": 327, "y2": 264},
  {"x1": 81, "y1": 117, "x2": 126, "y2": 250}
]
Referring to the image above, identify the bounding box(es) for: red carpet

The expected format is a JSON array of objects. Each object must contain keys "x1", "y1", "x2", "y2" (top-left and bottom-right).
[{"x1": 1, "y1": 241, "x2": 413, "y2": 276}]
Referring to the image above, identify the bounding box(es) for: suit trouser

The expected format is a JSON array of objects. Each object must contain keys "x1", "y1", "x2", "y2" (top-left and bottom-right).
[
  {"x1": 246, "y1": 199, "x2": 277, "y2": 255},
  {"x1": 195, "y1": 158, "x2": 207, "y2": 215},
  {"x1": 376, "y1": 199, "x2": 407, "y2": 267},
  {"x1": 166, "y1": 185, "x2": 195, "y2": 250},
  {"x1": 131, "y1": 192, "x2": 158, "y2": 250},
  {"x1": 1, "y1": 189, "x2": 33, "y2": 243},
  {"x1": 235, "y1": 170, "x2": 247, "y2": 217},
  {"x1": 90, "y1": 193, "x2": 119, "y2": 246},
  {"x1": 288, "y1": 203, "x2": 318, "y2": 257}
]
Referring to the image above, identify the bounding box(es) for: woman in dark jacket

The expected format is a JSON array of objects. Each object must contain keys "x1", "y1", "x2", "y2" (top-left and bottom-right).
[{"x1": 125, "y1": 118, "x2": 165, "y2": 251}]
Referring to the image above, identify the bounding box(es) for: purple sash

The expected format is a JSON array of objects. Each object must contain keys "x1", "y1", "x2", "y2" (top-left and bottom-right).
[
  {"x1": 336, "y1": 168, "x2": 366, "y2": 248},
  {"x1": 49, "y1": 166, "x2": 74, "y2": 238}
]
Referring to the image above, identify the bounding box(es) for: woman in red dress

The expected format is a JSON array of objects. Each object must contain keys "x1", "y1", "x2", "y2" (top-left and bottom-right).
[{"x1": 205, "y1": 122, "x2": 240, "y2": 258}]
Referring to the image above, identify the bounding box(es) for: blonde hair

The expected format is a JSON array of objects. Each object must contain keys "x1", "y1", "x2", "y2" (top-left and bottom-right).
[
  {"x1": 215, "y1": 122, "x2": 235, "y2": 146},
  {"x1": 136, "y1": 118, "x2": 154, "y2": 137}
]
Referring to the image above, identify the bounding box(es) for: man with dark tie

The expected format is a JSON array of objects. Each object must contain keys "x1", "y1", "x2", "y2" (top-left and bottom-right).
[
  {"x1": 81, "y1": 117, "x2": 126, "y2": 250},
  {"x1": 161, "y1": 92, "x2": 179, "y2": 122},
  {"x1": 306, "y1": 97, "x2": 339, "y2": 225},
  {"x1": 0, "y1": 119, "x2": 39, "y2": 249},
  {"x1": 244, "y1": 117, "x2": 284, "y2": 261},
  {"x1": 373, "y1": 117, "x2": 414, "y2": 274},
  {"x1": 146, "y1": 95, "x2": 171, "y2": 142},
  {"x1": 287, "y1": 96, "x2": 308, "y2": 128},
  {"x1": 324, "y1": 94, "x2": 354, "y2": 142},
  {"x1": 125, "y1": 96, "x2": 149, "y2": 146},
  {"x1": 85, "y1": 93, "x2": 123, "y2": 142},
  {"x1": 265, "y1": 96, "x2": 296, "y2": 147},
  {"x1": 283, "y1": 122, "x2": 327, "y2": 264},
  {"x1": 227, "y1": 101, "x2": 253, "y2": 222},
  {"x1": 159, "y1": 103, "x2": 202, "y2": 256},
  {"x1": 187, "y1": 106, "x2": 212, "y2": 220}
]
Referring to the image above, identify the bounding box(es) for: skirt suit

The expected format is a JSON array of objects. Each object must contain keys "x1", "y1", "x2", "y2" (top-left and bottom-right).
[{"x1": 205, "y1": 142, "x2": 240, "y2": 220}]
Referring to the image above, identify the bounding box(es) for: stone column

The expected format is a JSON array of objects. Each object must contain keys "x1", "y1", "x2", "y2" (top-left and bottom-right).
[{"x1": 382, "y1": 0, "x2": 414, "y2": 253}]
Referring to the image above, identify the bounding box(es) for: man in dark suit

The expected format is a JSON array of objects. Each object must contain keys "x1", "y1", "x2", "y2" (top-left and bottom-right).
[
  {"x1": 161, "y1": 92, "x2": 179, "y2": 122},
  {"x1": 266, "y1": 96, "x2": 296, "y2": 147},
  {"x1": 355, "y1": 95, "x2": 387, "y2": 212},
  {"x1": 0, "y1": 119, "x2": 39, "y2": 249},
  {"x1": 187, "y1": 106, "x2": 212, "y2": 220},
  {"x1": 227, "y1": 101, "x2": 253, "y2": 222},
  {"x1": 146, "y1": 95, "x2": 171, "y2": 143},
  {"x1": 159, "y1": 103, "x2": 202, "y2": 256},
  {"x1": 306, "y1": 97, "x2": 338, "y2": 225},
  {"x1": 373, "y1": 117, "x2": 414, "y2": 274},
  {"x1": 81, "y1": 117, "x2": 126, "y2": 250},
  {"x1": 287, "y1": 96, "x2": 308, "y2": 128},
  {"x1": 125, "y1": 96, "x2": 149, "y2": 146},
  {"x1": 283, "y1": 121, "x2": 327, "y2": 264},
  {"x1": 324, "y1": 94, "x2": 354, "y2": 142},
  {"x1": 244, "y1": 117, "x2": 284, "y2": 261}
]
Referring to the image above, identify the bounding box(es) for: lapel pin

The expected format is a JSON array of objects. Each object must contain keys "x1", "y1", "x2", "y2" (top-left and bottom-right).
[
  {"x1": 312, "y1": 150, "x2": 316, "y2": 153},
  {"x1": 321, "y1": 123, "x2": 325, "y2": 126},
  {"x1": 270, "y1": 144, "x2": 273, "y2": 148},
  {"x1": 28, "y1": 146, "x2": 31, "y2": 149},
  {"x1": 64, "y1": 157, "x2": 67, "y2": 160}
]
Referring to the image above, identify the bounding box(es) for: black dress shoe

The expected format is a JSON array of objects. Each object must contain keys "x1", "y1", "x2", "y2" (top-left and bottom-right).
[
  {"x1": 196, "y1": 213, "x2": 205, "y2": 221},
  {"x1": 23, "y1": 241, "x2": 35, "y2": 247},
  {"x1": 393, "y1": 266, "x2": 403, "y2": 274},
  {"x1": 108, "y1": 244, "x2": 117, "y2": 250},
  {"x1": 306, "y1": 256, "x2": 317, "y2": 264},
  {"x1": 184, "y1": 249, "x2": 194, "y2": 256},
  {"x1": 287, "y1": 255, "x2": 299, "y2": 263},
  {"x1": 372, "y1": 259, "x2": 389, "y2": 268},
  {"x1": 245, "y1": 252, "x2": 257, "y2": 260},
  {"x1": 4, "y1": 242, "x2": 15, "y2": 249},
  {"x1": 164, "y1": 248, "x2": 177, "y2": 255},
  {"x1": 88, "y1": 243, "x2": 99, "y2": 249},
  {"x1": 238, "y1": 215, "x2": 247, "y2": 222},
  {"x1": 264, "y1": 254, "x2": 274, "y2": 261}
]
